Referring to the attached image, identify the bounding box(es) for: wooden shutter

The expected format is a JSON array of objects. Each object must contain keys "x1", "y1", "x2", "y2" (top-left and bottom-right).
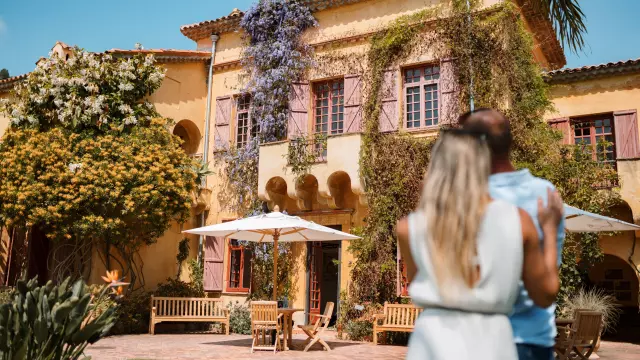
[
  {"x1": 549, "y1": 117, "x2": 572, "y2": 145},
  {"x1": 204, "y1": 236, "x2": 224, "y2": 292},
  {"x1": 396, "y1": 246, "x2": 408, "y2": 297},
  {"x1": 214, "y1": 96, "x2": 232, "y2": 150},
  {"x1": 440, "y1": 58, "x2": 458, "y2": 126},
  {"x1": 614, "y1": 110, "x2": 640, "y2": 159},
  {"x1": 288, "y1": 82, "x2": 310, "y2": 139},
  {"x1": 379, "y1": 70, "x2": 399, "y2": 132},
  {"x1": 344, "y1": 74, "x2": 363, "y2": 133}
]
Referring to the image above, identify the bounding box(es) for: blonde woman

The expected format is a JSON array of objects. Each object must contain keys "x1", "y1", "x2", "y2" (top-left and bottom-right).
[{"x1": 397, "y1": 129, "x2": 563, "y2": 359}]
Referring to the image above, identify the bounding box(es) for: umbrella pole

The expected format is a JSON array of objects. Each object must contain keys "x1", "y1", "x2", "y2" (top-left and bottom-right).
[{"x1": 272, "y1": 231, "x2": 279, "y2": 301}]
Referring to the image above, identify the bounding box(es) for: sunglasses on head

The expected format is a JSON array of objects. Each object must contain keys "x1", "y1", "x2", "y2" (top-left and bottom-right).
[{"x1": 440, "y1": 127, "x2": 488, "y2": 141}]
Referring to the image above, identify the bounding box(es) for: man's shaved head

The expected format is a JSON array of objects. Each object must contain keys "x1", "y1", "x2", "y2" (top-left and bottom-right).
[{"x1": 458, "y1": 108, "x2": 512, "y2": 160}]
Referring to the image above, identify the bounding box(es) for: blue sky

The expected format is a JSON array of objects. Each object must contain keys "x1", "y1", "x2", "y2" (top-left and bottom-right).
[{"x1": 0, "y1": 0, "x2": 638, "y2": 76}]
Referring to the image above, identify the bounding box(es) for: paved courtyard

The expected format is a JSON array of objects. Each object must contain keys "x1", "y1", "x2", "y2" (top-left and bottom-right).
[{"x1": 85, "y1": 331, "x2": 640, "y2": 360}]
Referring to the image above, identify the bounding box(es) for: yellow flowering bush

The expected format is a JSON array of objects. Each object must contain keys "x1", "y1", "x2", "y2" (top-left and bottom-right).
[
  {"x1": 0, "y1": 49, "x2": 196, "y2": 286},
  {"x1": 0, "y1": 119, "x2": 196, "y2": 246}
]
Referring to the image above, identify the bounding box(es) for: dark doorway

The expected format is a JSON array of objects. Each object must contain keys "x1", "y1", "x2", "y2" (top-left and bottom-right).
[
  {"x1": 307, "y1": 226, "x2": 341, "y2": 326},
  {"x1": 27, "y1": 227, "x2": 50, "y2": 284}
]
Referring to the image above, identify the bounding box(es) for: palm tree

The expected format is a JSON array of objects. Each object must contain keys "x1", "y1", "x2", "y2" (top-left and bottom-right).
[{"x1": 530, "y1": 0, "x2": 587, "y2": 53}]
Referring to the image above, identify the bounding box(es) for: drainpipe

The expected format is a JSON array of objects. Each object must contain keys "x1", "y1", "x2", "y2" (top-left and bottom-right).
[
  {"x1": 198, "y1": 34, "x2": 219, "y2": 264},
  {"x1": 466, "y1": 0, "x2": 475, "y2": 112}
]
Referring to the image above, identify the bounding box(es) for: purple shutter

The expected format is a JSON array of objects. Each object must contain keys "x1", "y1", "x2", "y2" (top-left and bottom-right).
[
  {"x1": 204, "y1": 236, "x2": 224, "y2": 292},
  {"x1": 549, "y1": 118, "x2": 572, "y2": 145},
  {"x1": 344, "y1": 74, "x2": 363, "y2": 133},
  {"x1": 215, "y1": 96, "x2": 232, "y2": 150},
  {"x1": 396, "y1": 246, "x2": 402, "y2": 297},
  {"x1": 614, "y1": 110, "x2": 640, "y2": 159},
  {"x1": 379, "y1": 70, "x2": 398, "y2": 132},
  {"x1": 289, "y1": 82, "x2": 310, "y2": 139},
  {"x1": 440, "y1": 58, "x2": 458, "y2": 126}
]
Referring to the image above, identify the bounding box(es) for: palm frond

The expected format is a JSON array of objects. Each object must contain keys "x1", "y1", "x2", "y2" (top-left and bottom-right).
[{"x1": 533, "y1": 0, "x2": 587, "y2": 54}]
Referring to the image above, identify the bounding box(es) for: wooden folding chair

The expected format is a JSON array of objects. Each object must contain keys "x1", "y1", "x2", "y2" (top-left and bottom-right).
[
  {"x1": 297, "y1": 302, "x2": 334, "y2": 352},
  {"x1": 250, "y1": 301, "x2": 282, "y2": 353},
  {"x1": 555, "y1": 310, "x2": 602, "y2": 360}
]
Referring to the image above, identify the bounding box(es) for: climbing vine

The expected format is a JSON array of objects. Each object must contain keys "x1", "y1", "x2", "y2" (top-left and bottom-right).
[
  {"x1": 217, "y1": 0, "x2": 317, "y2": 216},
  {"x1": 349, "y1": 1, "x2": 620, "y2": 310},
  {"x1": 217, "y1": 0, "x2": 317, "y2": 300}
]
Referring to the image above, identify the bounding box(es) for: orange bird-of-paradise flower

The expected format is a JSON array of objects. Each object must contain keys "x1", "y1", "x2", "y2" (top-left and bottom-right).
[
  {"x1": 102, "y1": 270, "x2": 128, "y2": 296},
  {"x1": 101, "y1": 270, "x2": 120, "y2": 284}
]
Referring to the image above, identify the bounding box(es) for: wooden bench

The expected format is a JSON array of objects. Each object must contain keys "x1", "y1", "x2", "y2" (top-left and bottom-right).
[
  {"x1": 149, "y1": 296, "x2": 230, "y2": 335},
  {"x1": 372, "y1": 302, "x2": 422, "y2": 345}
]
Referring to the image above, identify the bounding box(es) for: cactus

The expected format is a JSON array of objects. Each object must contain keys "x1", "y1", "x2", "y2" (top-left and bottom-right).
[{"x1": 0, "y1": 276, "x2": 118, "y2": 360}]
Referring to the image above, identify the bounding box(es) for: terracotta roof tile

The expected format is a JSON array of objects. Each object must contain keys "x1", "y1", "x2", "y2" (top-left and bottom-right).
[
  {"x1": 105, "y1": 48, "x2": 212, "y2": 62},
  {"x1": 0, "y1": 73, "x2": 28, "y2": 91},
  {"x1": 545, "y1": 58, "x2": 640, "y2": 83},
  {"x1": 180, "y1": 1, "x2": 372, "y2": 41}
]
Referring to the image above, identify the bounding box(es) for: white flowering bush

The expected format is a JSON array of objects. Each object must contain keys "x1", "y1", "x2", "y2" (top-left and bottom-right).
[
  {"x1": 0, "y1": 47, "x2": 164, "y2": 130},
  {"x1": 0, "y1": 47, "x2": 196, "y2": 289}
]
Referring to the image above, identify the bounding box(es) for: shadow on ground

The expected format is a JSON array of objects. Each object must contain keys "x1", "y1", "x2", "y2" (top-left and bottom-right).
[{"x1": 204, "y1": 338, "x2": 358, "y2": 351}]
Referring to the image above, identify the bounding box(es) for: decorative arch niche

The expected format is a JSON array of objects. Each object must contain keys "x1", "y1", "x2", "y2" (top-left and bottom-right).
[{"x1": 172, "y1": 120, "x2": 202, "y2": 155}]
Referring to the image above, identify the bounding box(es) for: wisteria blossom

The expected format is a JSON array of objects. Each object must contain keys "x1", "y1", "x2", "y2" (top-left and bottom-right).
[
  {"x1": 219, "y1": 0, "x2": 317, "y2": 216},
  {"x1": 0, "y1": 47, "x2": 165, "y2": 131}
]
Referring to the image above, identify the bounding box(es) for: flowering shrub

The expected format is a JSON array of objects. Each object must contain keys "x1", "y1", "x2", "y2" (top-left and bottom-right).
[
  {"x1": 228, "y1": 301, "x2": 251, "y2": 335},
  {"x1": 0, "y1": 47, "x2": 164, "y2": 131},
  {"x1": 0, "y1": 48, "x2": 197, "y2": 287}
]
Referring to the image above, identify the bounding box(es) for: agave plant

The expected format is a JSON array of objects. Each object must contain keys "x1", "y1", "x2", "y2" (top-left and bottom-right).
[{"x1": 0, "y1": 277, "x2": 118, "y2": 360}]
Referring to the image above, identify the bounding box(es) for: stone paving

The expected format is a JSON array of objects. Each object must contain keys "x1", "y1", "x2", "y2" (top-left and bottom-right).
[{"x1": 85, "y1": 331, "x2": 640, "y2": 360}]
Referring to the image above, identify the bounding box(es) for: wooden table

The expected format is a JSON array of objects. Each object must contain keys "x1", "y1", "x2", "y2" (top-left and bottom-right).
[
  {"x1": 278, "y1": 308, "x2": 302, "y2": 351},
  {"x1": 556, "y1": 318, "x2": 574, "y2": 327}
]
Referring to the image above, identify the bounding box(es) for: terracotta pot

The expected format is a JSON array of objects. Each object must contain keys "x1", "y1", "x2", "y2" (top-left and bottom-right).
[
  {"x1": 191, "y1": 187, "x2": 212, "y2": 215},
  {"x1": 198, "y1": 187, "x2": 213, "y2": 209}
]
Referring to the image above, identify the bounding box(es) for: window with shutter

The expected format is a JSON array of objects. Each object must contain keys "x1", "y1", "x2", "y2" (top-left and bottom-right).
[
  {"x1": 314, "y1": 79, "x2": 345, "y2": 135},
  {"x1": 549, "y1": 118, "x2": 572, "y2": 145},
  {"x1": 226, "y1": 239, "x2": 252, "y2": 293},
  {"x1": 379, "y1": 70, "x2": 399, "y2": 132},
  {"x1": 288, "y1": 82, "x2": 310, "y2": 139},
  {"x1": 344, "y1": 74, "x2": 362, "y2": 133},
  {"x1": 571, "y1": 114, "x2": 616, "y2": 165},
  {"x1": 440, "y1": 58, "x2": 457, "y2": 125},
  {"x1": 397, "y1": 246, "x2": 409, "y2": 297},
  {"x1": 235, "y1": 94, "x2": 258, "y2": 149},
  {"x1": 214, "y1": 96, "x2": 232, "y2": 150},
  {"x1": 403, "y1": 64, "x2": 440, "y2": 129},
  {"x1": 614, "y1": 110, "x2": 640, "y2": 159},
  {"x1": 204, "y1": 236, "x2": 224, "y2": 292}
]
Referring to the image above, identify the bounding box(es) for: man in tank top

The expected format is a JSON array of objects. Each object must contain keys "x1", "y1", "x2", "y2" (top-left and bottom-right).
[{"x1": 459, "y1": 109, "x2": 565, "y2": 360}]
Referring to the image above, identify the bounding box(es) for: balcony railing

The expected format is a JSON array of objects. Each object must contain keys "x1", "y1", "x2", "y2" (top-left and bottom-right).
[{"x1": 286, "y1": 134, "x2": 328, "y2": 168}]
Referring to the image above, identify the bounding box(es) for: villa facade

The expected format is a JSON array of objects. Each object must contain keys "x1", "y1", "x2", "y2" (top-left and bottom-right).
[{"x1": 0, "y1": 0, "x2": 638, "y2": 329}]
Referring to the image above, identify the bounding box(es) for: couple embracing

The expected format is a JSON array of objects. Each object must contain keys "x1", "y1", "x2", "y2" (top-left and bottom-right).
[{"x1": 399, "y1": 109, "x2": 564, "y2": 360}]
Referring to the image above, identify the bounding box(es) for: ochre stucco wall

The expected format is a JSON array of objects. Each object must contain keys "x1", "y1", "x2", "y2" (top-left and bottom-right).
[
  {"x1": 0, "y1": 92, "x2": 11, "y2": 139},
  {"x1": 549, "y1": 75, "x2": 640, "y2": 287}
]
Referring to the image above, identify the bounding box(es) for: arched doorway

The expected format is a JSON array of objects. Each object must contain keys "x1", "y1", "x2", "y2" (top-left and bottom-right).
[
  {"x1": 588, "y1": 254, "x2": 638, "y2": 306},
  {"x1": 172, "y1": 120, "x2": 201, "y2": 155},
  {"x1": 587, "y1": 254, "x2": 640, "y2": 342}
]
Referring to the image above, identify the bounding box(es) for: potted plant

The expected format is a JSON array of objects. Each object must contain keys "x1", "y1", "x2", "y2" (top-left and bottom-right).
[
  {"x1": 191, "y1": 161, "x2": 214, "y2": 214},
  {"x1": 560, "y1": 288, "x2": 622, "y2": 352}
]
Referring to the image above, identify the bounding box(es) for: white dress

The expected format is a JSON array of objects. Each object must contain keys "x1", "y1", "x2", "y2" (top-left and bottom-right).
[{"x1": 406, "y1": 200, "x2": 523, "y2": 360}]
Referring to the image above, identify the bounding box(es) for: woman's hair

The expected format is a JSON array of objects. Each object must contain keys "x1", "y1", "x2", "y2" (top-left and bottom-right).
[{"x1": 419, "y1": 130, "x2": 491, "y2": 294}]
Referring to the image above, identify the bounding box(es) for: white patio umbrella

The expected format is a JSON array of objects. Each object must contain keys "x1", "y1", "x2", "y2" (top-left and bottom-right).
[
  {"x1": 564, "y1": 204, "x2": 640, "y2": 232},
  {"x1": 183, "y1": 206, "x2": 360, "y2": 300}
]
